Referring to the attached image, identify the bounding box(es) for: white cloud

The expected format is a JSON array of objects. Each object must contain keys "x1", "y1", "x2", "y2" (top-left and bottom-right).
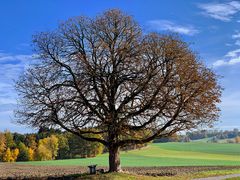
[
  {"x1": 232, "y1": 32, "x2": 240, "y2": 39},
  {"x1": 0, "y1": 52, "x2": 34, "y2": 106},
  {"x1": 216, "y1": 32, "x2": 240, "y2": 67},
  {"x1": 0, "y1": 53, "x2": 34, "y2": 63},
  {"x1": 213, "y1": 48, "x2": 240, "y2": 67},
  {"x1": 229, "y1": 57, "x2": 240, "y2": 64},
  {"x1": 225, "y1": 49, "x2": 240, "y2": 57},
  {"x1": 213, "y1": 60, "x2": 228, "y2": 67},
  {"x1": 147, "y1": 20, "x2": 199, "y2": 36},
  {"x1": 198, "y1": 1, "x2": 240, "y2": 21},
  {"x1": 0, "y1": 52, "x2": 35, "y2": 132},
  {"x1": 226, "y1": 32, "x2": 240, "y2": 47},
  {"x1": 231, "y1": 32, "x2": 240, "y2": 46}
]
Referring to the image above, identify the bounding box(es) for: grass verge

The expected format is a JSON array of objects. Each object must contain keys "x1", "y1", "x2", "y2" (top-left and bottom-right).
[{"x1": 64, "y1": 169, "x2": 240, "y2": 180}]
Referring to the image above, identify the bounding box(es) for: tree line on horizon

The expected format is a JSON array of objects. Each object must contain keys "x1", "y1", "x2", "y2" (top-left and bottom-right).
[{"x1": 154, "y1": 128, "x2": 240, "y2": 143}]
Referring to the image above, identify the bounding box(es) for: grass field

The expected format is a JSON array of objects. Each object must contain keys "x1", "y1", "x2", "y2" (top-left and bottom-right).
[{"x1": 18, "y1": 142, "x2": 240, "y2": 167}]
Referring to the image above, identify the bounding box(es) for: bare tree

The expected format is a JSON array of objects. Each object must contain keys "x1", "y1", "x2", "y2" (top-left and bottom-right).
[{"x1": 15, "y1": 9, "x2": 221, "y2": 172}]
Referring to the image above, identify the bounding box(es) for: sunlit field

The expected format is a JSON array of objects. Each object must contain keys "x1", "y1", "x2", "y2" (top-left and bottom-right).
[{"x1": 18, "y1": 142, "x2": 240, "y2": 167}]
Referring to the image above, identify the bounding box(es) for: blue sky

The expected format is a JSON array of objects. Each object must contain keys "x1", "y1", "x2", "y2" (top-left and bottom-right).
[{"x1": 0, "y1": 0, "x2": 240, "y2": 133}]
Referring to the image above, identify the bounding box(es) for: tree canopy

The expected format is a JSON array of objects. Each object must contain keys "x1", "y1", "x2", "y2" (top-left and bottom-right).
[{"x1": 15, "y1": 9, "x2": 221, "y2": 172}]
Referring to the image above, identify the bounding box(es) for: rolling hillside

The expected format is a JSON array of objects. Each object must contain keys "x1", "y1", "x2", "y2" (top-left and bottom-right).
[{"x1": 18, "y1": 142, "x2": 240, "y2": 167}]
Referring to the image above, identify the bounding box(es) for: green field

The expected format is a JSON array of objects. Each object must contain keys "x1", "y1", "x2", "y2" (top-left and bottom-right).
[{"x1": 18, "y1": 142, "x2": 240, "y2": 167}]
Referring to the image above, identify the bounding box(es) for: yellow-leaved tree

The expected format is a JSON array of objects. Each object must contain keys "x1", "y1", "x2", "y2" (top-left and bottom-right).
[
  {"x1": 3, "y1": 148, "x2": 12, "y2": 162},
  {"x1": 0, "y1": 133, "x2": 6, "y2": 161},
  {"x1": 36, "y1": 135, "x2": 59, "y2": 160},
  {"x1": 28, "y1": 148, "x2": 34, "y2": 161},
  {"x1": 36, "y1": 143, "x2": 51, "y2": 161},
  {"x1": 11, "y1": 148, "x2": 19, "y2": 161},
  {"x1": 235, "y1": 136, "x2": 240, "y2": 143}
]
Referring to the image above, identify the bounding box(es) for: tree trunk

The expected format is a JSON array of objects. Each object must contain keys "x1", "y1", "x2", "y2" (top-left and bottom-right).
[{"x1": 108, "y1": 145, "x2": 121, "y2": 172}]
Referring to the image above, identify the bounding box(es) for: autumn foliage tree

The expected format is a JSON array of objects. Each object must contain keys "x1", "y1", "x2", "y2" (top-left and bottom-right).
[
  {"x1": 11, "y1": 148, "x2": 19, "y2": 162},
  {"x1": 15, "y1": 9, "x2": 221, "y2": 172},
  {"x1": 0, "y1": 133, "x2": 6, "y2": 160},
  {"x1": 235, "y1": 136, "x2": 240, "y2": 143},
  {"x1": 3, "y1": 148, "x2": 12, "y2": 162},
  {"x1": 28, "y1": 148, "x2": 34, "y2": 161},
  {"x1": 36, "y1": 135, "x2": 59, "y2": 160}
]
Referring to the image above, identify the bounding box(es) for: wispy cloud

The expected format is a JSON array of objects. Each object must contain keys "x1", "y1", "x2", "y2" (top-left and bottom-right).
[
  {"x1": 0, "y1": 52, "x2": 35, "y2": 132},
  {"x1": 226, "y1": 49, "x2": 240, "y2": 57},
  {"x1": 147, "y1": 20, "x2": 199, "y2": 36},
  {"x1": 0, "y1": 53, "x2": 33, "y2": 63},
  {"x1": 232, "y1": 32, "x2": 240, "y2": 39},
  {"x1": 0, "y1": 52, "x2": 34, "y2": 108},
  {"x1": 231, "y1": 31, "x2": 240, "y2": 46},
  {"x1": 213, "y1": 49, "x2": 240, "y2": 67},
  {"x1": 214, "y1": 30, "x2": 240, "y2": 67},
  {"x1": 198, "y1": 1, "x2": 240, "y2": 22}
]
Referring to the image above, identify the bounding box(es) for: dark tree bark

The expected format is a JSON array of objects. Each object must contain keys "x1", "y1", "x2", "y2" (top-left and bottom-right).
[
  {"x1": 109, "y1": 145, "x2": 121, "y2": 172},
  {"x1": 15, "y1": 9, "x2": 222, "y2": 172}
]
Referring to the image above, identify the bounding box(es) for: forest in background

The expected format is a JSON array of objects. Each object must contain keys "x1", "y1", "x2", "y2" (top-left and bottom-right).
[{"x1": 0, "y1": 128, "x2": 147, "y2": 162}]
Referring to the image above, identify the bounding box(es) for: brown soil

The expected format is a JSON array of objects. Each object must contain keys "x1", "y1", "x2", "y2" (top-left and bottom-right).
[
  {"x1": 0, "y1": 163, "x2": 240, "y2": 179},
  {"x1": 0, "y1": 163, "x2": 86, "y2": 179}
]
